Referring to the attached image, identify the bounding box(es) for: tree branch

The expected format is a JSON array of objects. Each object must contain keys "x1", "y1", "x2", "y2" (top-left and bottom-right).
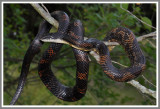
[
  {"x1": 30, "y1": 3, "x2": 59, "y2": 28},
  {"x1": 30, "y1": 3, "x2": 156, "y2": 46},
  {"x1": 30, "y1": 3, "x2": 156, "y2": 99},
  {"x1": 127, "y1": 80, "x2": 156, "y2": 98},
  {"x1": 95, "y1": 31, "x2": 156, "y2": 46}
]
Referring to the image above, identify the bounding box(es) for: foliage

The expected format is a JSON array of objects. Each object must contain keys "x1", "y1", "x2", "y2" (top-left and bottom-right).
[{"x1": 3, "y1": 3, "x2": 156, "y2": 105}]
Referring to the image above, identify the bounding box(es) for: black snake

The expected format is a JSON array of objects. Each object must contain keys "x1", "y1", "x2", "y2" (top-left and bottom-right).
[{"x1": 10, "y1": 11, "x2": 146, "y2": 105}]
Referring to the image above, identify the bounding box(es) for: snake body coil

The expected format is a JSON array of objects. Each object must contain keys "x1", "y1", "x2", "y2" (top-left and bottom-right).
[
  {"x1": 38, "y1": 19, "x2": 89, "y2": 101},
  {"x1": 10, "y1": 11, "x2": 146, "y2": 104},
  {"x1": 43, "y1": 23, "x2": 146, "y2": 82},
  {"x1": 10, "y1": 11, "x2": 71, "y2": 104}
]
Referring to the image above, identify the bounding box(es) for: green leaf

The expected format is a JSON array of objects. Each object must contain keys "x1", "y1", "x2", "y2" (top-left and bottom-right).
[{"x1": 141, "y1": 17, "x2": 152, "y2": 31}]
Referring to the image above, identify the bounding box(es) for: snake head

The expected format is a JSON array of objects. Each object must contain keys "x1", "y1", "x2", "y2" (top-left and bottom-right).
[
  {"x1": 40, "y1": 11, "x2": 70, "y2": 44},
  {"x1": 40, "y1": 33, "x2": 69, "y2": 44}
]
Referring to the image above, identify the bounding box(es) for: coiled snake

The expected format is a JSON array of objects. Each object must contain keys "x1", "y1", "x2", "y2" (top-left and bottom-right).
[{"x1": 10, "y1": 11, "x2": 146, "y2": 105}]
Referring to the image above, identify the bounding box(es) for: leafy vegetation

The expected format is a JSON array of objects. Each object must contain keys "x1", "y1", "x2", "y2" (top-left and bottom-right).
[{"x1": 3, "y1": 3, "x2": 156, "y2": 105}]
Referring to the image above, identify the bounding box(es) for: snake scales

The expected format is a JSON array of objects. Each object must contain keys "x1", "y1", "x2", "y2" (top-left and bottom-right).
[{"x1": 10, "y1": 11, "x2": 146, "y2": 105}]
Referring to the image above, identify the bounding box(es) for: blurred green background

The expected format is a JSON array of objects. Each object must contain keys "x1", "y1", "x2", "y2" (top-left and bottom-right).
[{"x1": 3, "y1": 3, "x2": 156, "y2": 105}]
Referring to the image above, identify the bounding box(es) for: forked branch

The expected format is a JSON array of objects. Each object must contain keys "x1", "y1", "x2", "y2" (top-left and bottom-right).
[{"x1": 30, "y1": 3, "x2": 157, "y2": 99}]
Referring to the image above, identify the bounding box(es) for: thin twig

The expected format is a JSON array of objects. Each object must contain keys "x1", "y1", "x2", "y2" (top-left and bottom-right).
[
  {"x1": 146, "y1": 39, "x2": 156, "y2": 48},
  {"x1": 142, "y1": 75, "x2": 156, "y2": 88},
  {"x1": 137, "y1": 32, "x2": 156, "y2": 42},
  {"x1": 120, "y1": 4, "x2": 156, "y2": 30},
  {"x1": 111, "y1": 60, "x2": 128, "y2": 68},
  {"x1": 41, "y1": 3, "x2": 50, "y2": 14}
]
